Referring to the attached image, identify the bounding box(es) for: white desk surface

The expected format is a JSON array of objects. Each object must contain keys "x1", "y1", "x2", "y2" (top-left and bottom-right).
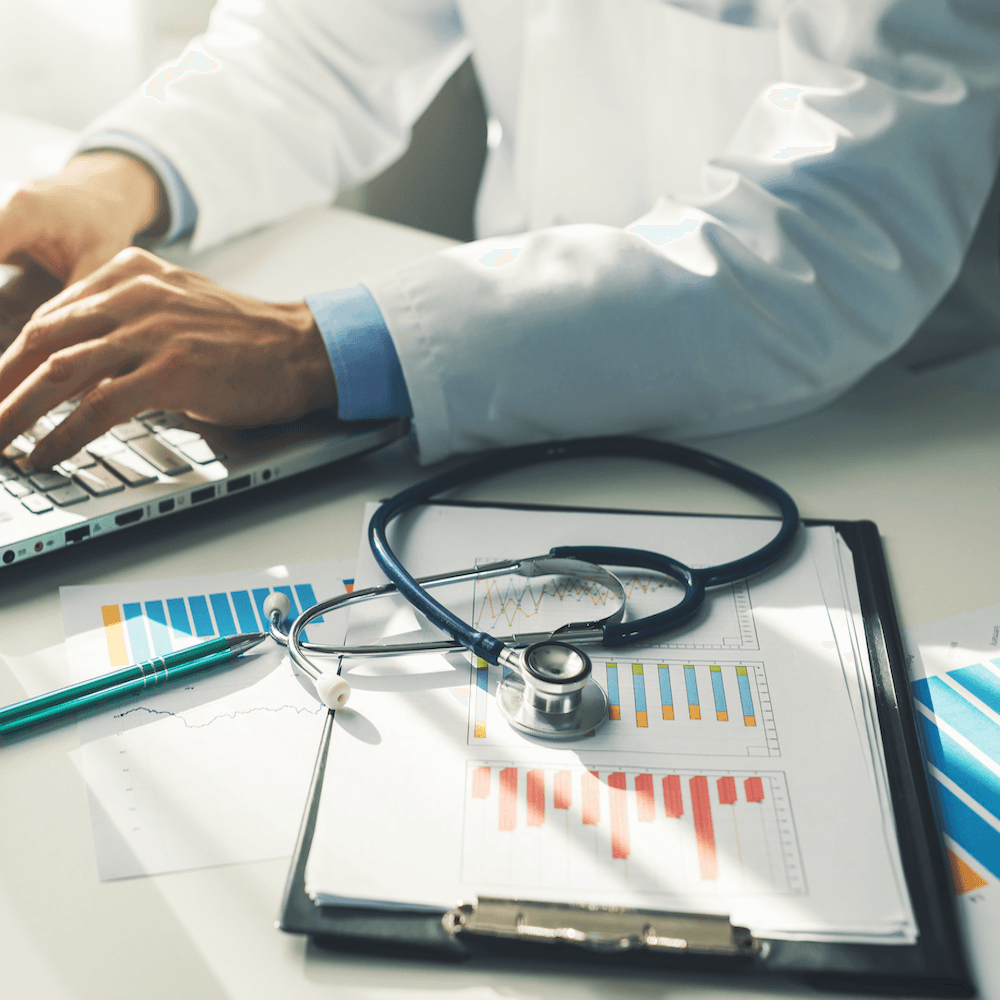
[{"x1": 1, "y1": 195, "x2": 999, "y2": 1000}]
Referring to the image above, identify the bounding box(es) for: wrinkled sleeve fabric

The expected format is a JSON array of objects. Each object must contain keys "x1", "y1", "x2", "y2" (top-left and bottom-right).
[
  {"x1": 84, "y1": 0, "x2": 469, "y2": 252},
  {"x1": 364, "y1": 1, "x2": 1000, "y2": 462}
]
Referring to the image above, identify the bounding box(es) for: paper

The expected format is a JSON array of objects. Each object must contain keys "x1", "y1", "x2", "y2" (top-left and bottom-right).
[
  {"x1": 60, "y1": 560, "x2": 355, "y2": 879},
  {"x1": 305, "y1": 504, "x2": 915, "y2": 943},
  {"x1": 905, "y1": 606, "x2": 1000, "y2": 999}
]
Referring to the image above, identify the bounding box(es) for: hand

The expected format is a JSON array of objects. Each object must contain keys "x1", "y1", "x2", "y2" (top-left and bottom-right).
[
  {"x1": 0, "y1": 152, "x2": 161, "y2": 286},
  {"x1": 0, "y1": 247, "x2": 338, "y2": 469}
]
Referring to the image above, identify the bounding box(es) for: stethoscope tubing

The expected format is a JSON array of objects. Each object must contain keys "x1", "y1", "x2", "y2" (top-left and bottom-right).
[{"x1": 368, "y1": 436, "x2": 799, "y2": 664}]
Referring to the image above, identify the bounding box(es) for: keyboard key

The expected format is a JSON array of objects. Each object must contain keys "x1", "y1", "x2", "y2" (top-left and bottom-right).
[
  {"x1": 102, "y1": 452, "x2": 157, "y2": 486},
  {"x1": 157, "y1": 427, "x2": 201, "y2": 447},
  {"x1": 22, "y1": 416, "x2": 56, "y2": 442},
  {"x1": 110, "y1": 421, "x2": 148, "y2": 441},
  {"x1": 4, "y1": 480, "x2": 31, "y2": 498},
  {"x1": 0, "y1": 466, "x2": 19, "y2": 482},
  {"x1": 179, "y1": 439, "x2": 225, "y2": 464},
  {"x1": 75, "y1": 465, "x2": 125, "y2": 496},
  {"x1": 144, "y1": 413, "x2": 184, "y2": 432},
  {"x1": 59, "y1": 451, "x2": 97, "y2": 474},
  {"x1": 85, "y1": 435, "x2": 124, "y2": 458},
  {"x1": 136, "y1": 410, "x2": 163, "y2": 420},
  {"x1": 127, "y1": 436, "x2": 190, "y2": 476},
  {"x1": 48, "y1": 483, "x2": 89, "y2": 506},
  {"x1": 29, "y1": 471, "x2": 71, "y2": 491},
  {"x1": 21, "y1": 493, "x2": 53, "y2": 514}
]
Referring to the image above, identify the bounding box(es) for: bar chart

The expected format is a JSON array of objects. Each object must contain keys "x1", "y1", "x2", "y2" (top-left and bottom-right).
[
  {"x1": 469, "y1": 657, "x2": 779, "y2": 757},
  {"x1": 910, "y1": 659, "x2": 1000, "y2": 890},
  {"x1": 472, "y1": 571, "x2": 759, "y2": 652},
  {"x1": 98, "y1": 582, "x2": 325, "y2": 667},
  {"x1": 462, "y1": 761, "x2": 804, "y2": 896}
]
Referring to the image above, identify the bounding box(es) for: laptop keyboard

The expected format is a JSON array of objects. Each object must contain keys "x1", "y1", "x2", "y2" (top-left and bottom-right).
[{"x1": 1, "y1": 403, "x2": 225, "y2": 517}]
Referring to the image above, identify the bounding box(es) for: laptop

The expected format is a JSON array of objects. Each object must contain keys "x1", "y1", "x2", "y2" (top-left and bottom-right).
[{"x1": 0, "y1": 265, "x2": 406, "y2": 570}]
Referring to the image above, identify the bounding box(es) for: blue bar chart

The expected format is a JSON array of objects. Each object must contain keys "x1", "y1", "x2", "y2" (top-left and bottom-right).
[
  {"x1": 101, "y1": 582, "x2": 323, "y2": 666},
  {"x1": 469, "y1": 657, "x2": 779, "y2": 757},
  {"x1": 911, "y1": 661, "x2": 1000, "y2": 887}
]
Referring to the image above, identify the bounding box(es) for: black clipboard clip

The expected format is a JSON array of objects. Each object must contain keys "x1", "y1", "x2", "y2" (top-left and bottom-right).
[{"x1": 443, "y1": 897, "x2": 758, "y2": 957}]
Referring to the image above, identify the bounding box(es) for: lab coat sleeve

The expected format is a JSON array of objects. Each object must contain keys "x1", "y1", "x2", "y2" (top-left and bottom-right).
[
  {"x1": 364, "y1": 1, "x2": 1000, "y2": 463},
  {"x1": 83, "y1": 0, "x2": 470, "y2": 251}
]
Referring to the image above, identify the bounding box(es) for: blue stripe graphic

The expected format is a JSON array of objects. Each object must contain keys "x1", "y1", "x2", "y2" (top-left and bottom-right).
[
  {"x1": 915, "y1": 712, "x2": 1000, "y2": 821},
  {"x1": 632, "y1": 667, "x2": 647, "y2": 713},
  {"x1": 123, "y1": 603, "x2": 150, "y2": 662},
  {"x1": 684, "y1": 666, "x2": 700, "y2": 707},
  {"x1": 187, "y1": 595, "x2": 215, "y2": 637},
  {"x1": 252, "y1": 588, "x2": 272, "y2": 627},
  {"x1": 606, "y1": 663, "x2": 620, "y2": 709},
  {"x1": 737, "y1": 670, "x2": 755, "y2": 718},
  {"x1": 930, "y1": 779, "x2": 1000, "y2": 880},
  {"x1": 166, "y1": 598, "x2": 191, "y2": 638},
  {"x1": 711, "y1": 668, "x2": 727, "y2": 715},
  {"x1": 230, "y1": 591, "x2": 259, "y2": 633},
  {"x1": 294, "y1": 584, "x2": 324, "y2": 623},
  {"x1": 209, "y1": 593, "x2": 237, "y2": 636},
  {"x1": 658, "y1": 665, "x2": 673, "y2": 708},
  {"x1": 144, "y1": 601, "x2": 172, "y2": 656},
  {"x1": 912, "y1": 677, "x2": 1000, "y2": 769},
  {"x1": 948, "y1": 663, "x2": 1000, "y2": 715}
]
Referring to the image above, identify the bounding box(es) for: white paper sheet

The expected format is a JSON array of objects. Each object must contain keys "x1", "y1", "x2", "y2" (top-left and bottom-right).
[
  {"x1": 905, "y1": 605, "x2": 1000, "y2": 999},
  {"x1": 305, "y1": 505, "x2": 915, "y2": 943},
  {"x1": 60, "y1": 560, "x2": 355, "y2": 879}
]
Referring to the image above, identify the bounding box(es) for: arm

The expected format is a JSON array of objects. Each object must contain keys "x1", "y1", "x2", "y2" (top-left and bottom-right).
[
  {"x1": 367, "y1": 1, "x2": 1000, "y2": 462},
  {"x1": 0, "y1": 0, "x2": 463, "y2": 463}
]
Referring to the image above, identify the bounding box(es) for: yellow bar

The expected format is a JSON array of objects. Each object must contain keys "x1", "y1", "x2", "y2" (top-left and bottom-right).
[
  {"x1": 474, "y1": 723, "x2": 486, "y2": 739},
  {"x1": 609, "y1": 705, "x2": 621, "y2": 721},
  {"x1": 636, "y1": 710, "x2": 648, "y2": 728},
  {"x1": 716, "y1": 711, "x2": 728, "y2": 722},
  {"x1": 101, "y1": 605, "x2": 128, "y2": 666},
  {"x1": 689, "y1": 704, "x2": 701, "y2": 720},
  {"x1": 744, "y1": 715, "x2": 756, "y2": 727},
  {"x1": 662, "y1": 705, "x2": 674, "y2": 721}
]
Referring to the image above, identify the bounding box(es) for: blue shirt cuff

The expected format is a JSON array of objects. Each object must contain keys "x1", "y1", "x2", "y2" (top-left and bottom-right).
[
  {"x1": 77, "y1": 130, "x2": 198, "y2": 243},
  {"x1": 306, "y1": 285, "x2": 413, "y2": 421}
]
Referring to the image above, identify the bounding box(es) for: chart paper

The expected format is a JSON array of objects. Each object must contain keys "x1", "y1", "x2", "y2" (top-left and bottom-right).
[{"x1": 306, "y1": 505, "x2": 915, "y2": 943}]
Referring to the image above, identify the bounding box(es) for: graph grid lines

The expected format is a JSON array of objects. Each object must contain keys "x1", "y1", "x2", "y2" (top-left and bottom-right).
[{"x1": 462, "y1": 762, "x2": 805, "y2": 895}]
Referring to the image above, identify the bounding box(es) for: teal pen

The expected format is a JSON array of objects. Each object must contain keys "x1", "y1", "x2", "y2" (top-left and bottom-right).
[{"x1": 0, "y1": 632, "x2": 267, "y2": 740}]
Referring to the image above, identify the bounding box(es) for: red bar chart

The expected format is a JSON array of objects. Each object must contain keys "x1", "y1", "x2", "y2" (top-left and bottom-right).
[{"x1": 462, "y1": 762, "x2": 805, "y2": 896}]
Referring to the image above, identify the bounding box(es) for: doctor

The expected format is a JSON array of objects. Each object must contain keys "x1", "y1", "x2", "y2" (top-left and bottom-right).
[{"x1": 0, "y1": 0, "x2": 998, "y2": 471}]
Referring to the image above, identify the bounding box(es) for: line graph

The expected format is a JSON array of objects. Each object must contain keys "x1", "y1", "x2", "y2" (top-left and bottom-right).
[
  {"x1": 63, "y1": 561, "x2": 353, "y2": 880},
  {"x1": 114, "y1": 701, "x2": 325, "y2": 729},
  {"x1": 471, "y1": 568, "x2": 758, "y2": 651}
]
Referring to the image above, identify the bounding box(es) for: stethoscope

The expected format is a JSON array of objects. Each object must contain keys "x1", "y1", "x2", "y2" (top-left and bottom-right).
[{"x1": 264, "y1": 437, "x2": 799, "y2": 740}]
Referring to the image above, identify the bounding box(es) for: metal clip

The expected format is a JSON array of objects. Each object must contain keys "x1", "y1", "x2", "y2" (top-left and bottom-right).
[{"x1": 442, "y1": 898, "x2": 758, "y2": 957}]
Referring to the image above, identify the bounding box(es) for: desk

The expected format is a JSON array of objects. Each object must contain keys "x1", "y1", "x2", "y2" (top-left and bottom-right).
[{"x1": 2, "y1": 152, "x2": 1000, "y2": 1000}]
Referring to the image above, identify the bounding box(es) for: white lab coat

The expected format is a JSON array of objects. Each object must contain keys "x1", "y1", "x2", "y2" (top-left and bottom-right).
[{"x1": 88, "y1": 0, "x2": 1000, "y2": 464}]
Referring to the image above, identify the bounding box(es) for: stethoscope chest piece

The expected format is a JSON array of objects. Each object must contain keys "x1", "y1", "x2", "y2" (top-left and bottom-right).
[{"x1": 496, "y1": 641, "x2": 609, "y2": 740}]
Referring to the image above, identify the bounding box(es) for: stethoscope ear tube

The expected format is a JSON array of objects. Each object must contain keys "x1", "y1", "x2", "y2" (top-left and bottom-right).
[{"x1": 368, "y1": 436, "x2": 799, "y2": 663}]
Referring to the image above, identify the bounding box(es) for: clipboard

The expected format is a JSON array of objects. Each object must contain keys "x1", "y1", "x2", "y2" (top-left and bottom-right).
[{"x1": 278, "y1": 503, "x2": 973, "y2": 997}]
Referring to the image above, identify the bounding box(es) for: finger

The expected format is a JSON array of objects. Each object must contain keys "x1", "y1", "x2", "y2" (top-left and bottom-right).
[
  {"x1": 32, "y1": 246, "x2": 166, "y2": 321},
  {"x1": 22, "y1": 369, "x2": 151, "y2": 470},
  {"x1": 0, "y1": 296, "x2": 117, "y2": 402},
  {"x1": 0, "y1": 338, "x2": 137, "y2": 459}
]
